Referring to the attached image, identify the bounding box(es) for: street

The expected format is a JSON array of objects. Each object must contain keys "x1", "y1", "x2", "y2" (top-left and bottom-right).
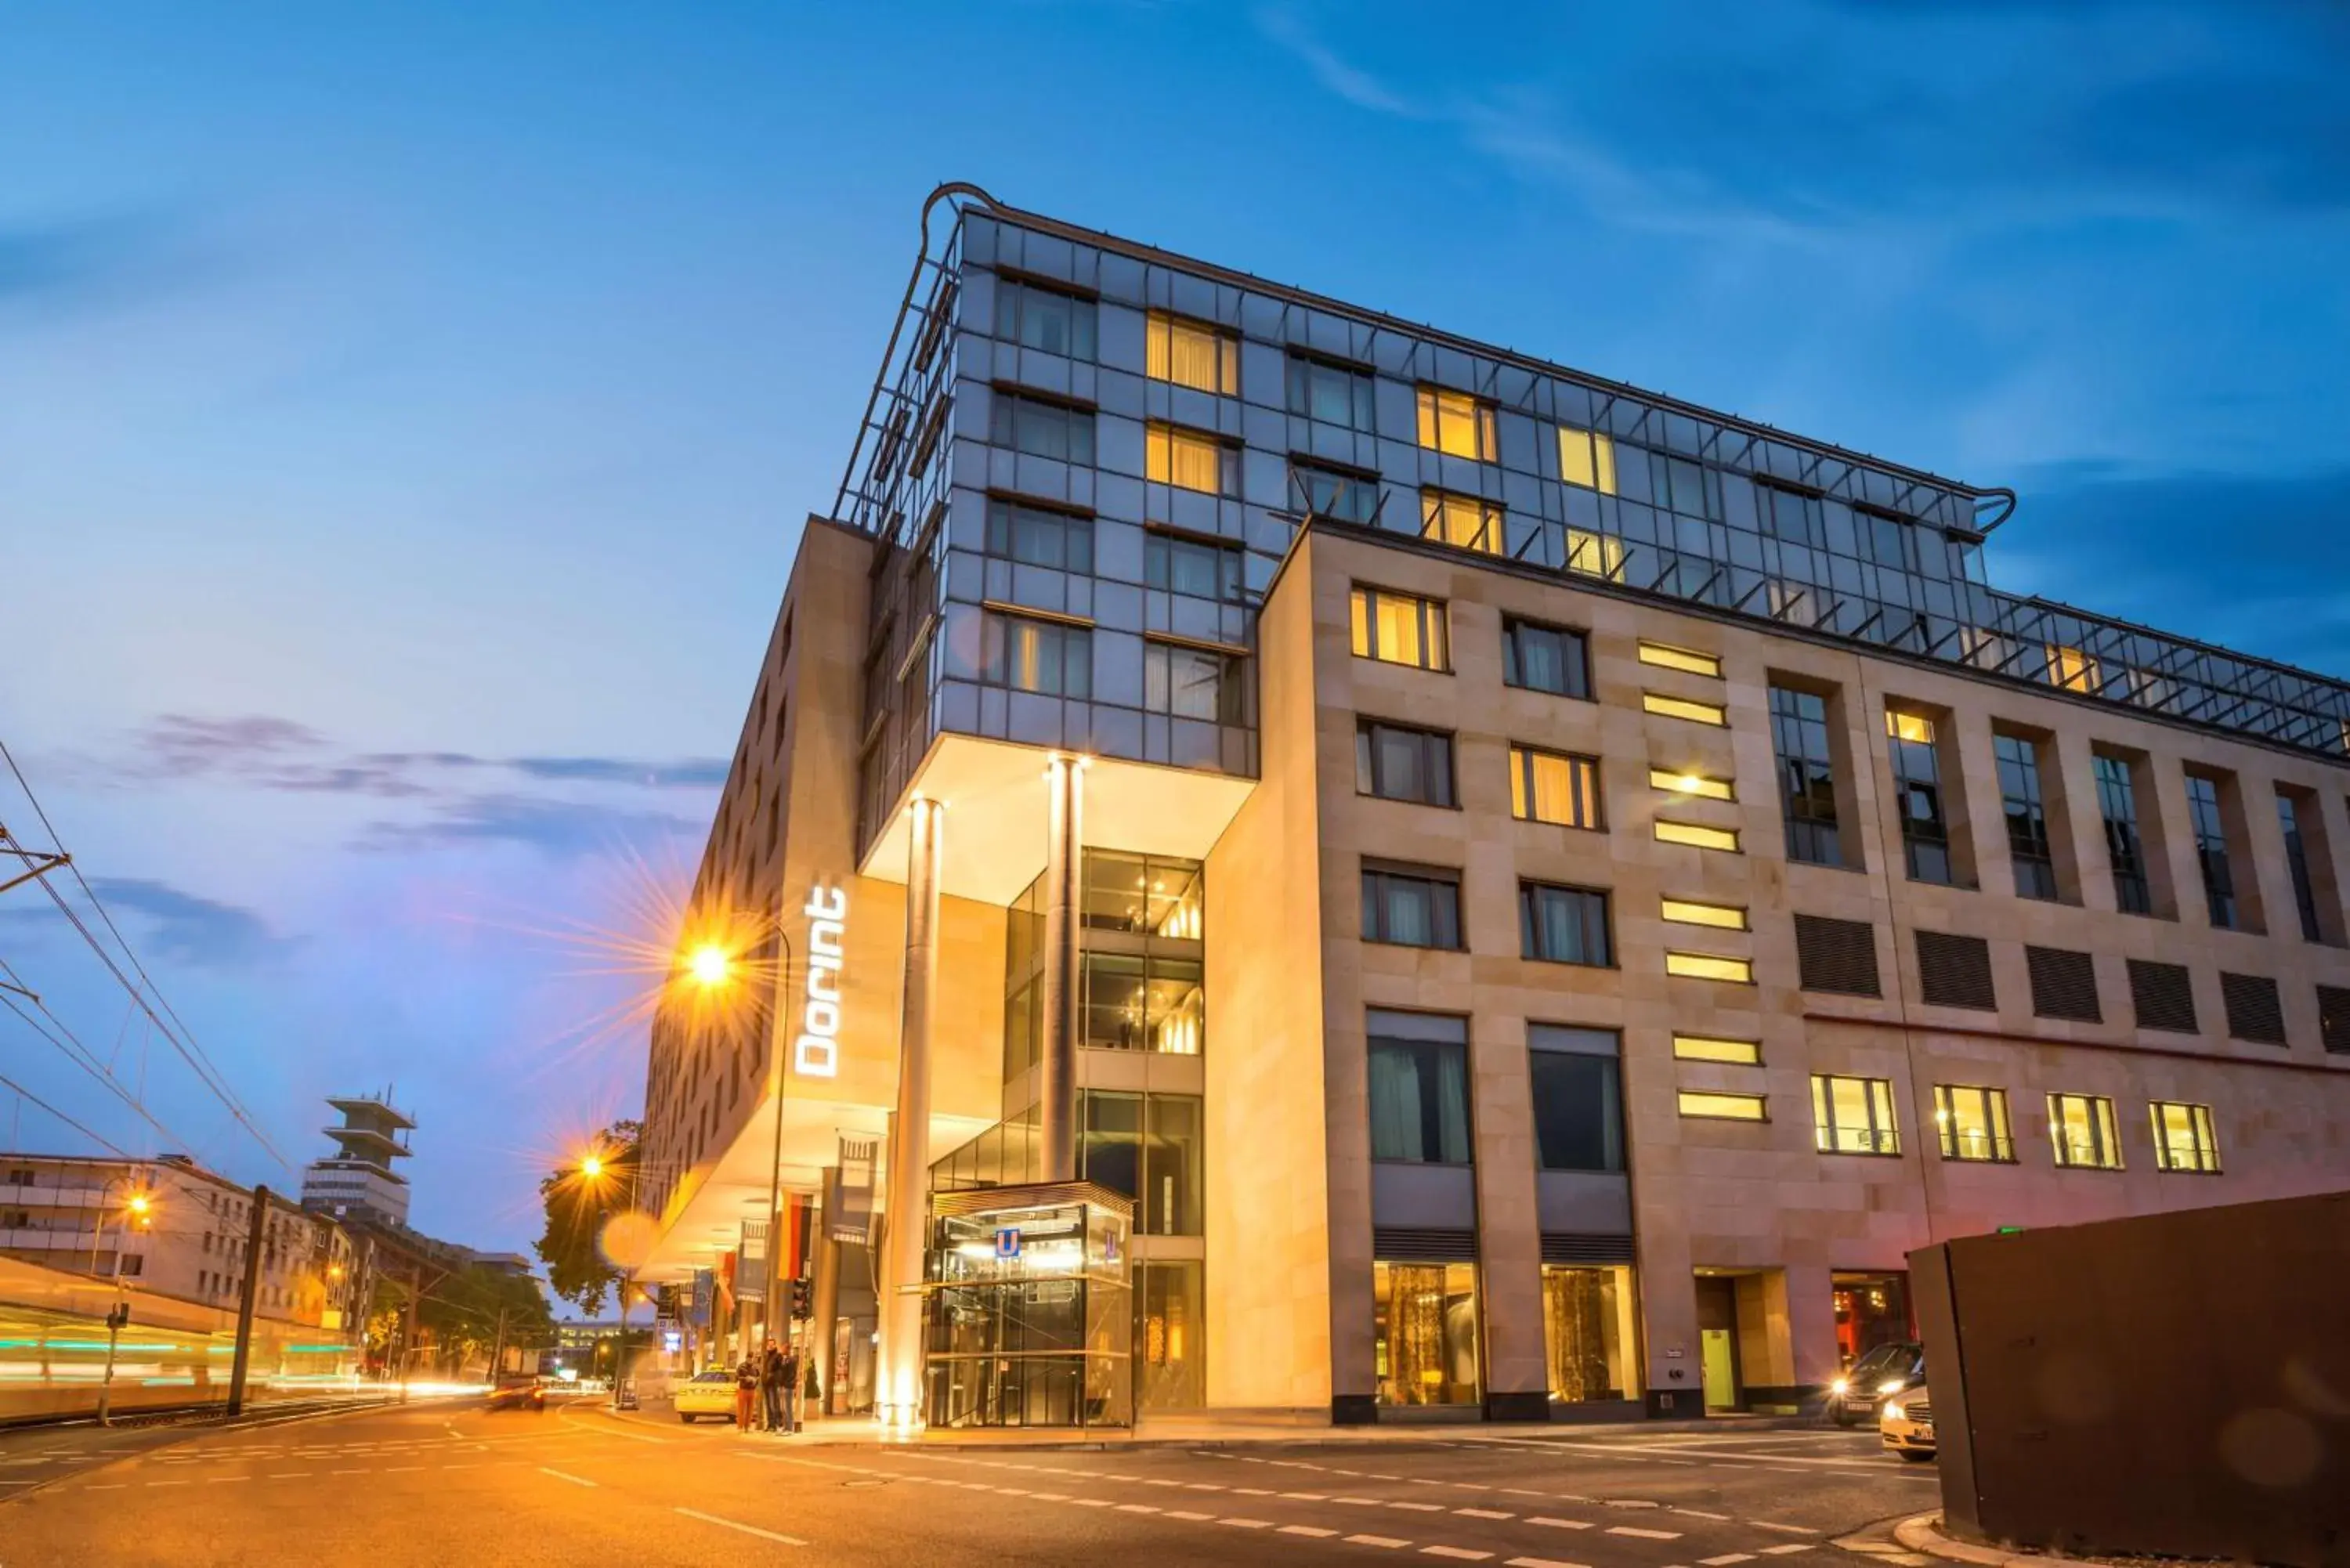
[{"x1": 0, "y1": 1399, "x2": 1941, "y2": 1568}]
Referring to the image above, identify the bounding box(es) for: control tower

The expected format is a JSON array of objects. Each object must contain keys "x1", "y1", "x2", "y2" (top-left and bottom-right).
[{"x1": 299, "y1": 1093, "x2": 415, "y2": 1227}]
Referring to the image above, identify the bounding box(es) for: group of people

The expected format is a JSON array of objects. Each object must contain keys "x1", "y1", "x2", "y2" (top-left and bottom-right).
[{"x1": 733, "y1": 1338, "x2": 804, "y2": 1433}]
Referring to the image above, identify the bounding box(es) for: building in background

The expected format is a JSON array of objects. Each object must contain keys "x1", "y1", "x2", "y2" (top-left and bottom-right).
[
  {"x1": 299, "y1": 1093, "x2": 415, "y2": 1228},
  {"x1": 0, "y1": 1152, "x2": 368, "y2": 1330},
  {"x1": 633, "y1": 186, "x2": 2350, "y2": 1426}
]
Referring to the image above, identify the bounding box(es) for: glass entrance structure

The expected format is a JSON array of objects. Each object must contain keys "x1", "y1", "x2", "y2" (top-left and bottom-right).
[{"x1": 923, "y1": 1183, "x2": 1133, "y2": 1429}]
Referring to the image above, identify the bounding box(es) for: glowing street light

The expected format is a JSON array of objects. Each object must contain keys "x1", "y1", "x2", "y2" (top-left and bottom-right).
[
  {"x1": 686, "y1": 943, "x2": 733, "y2": 988},
  {"x1": 579, "y1": 1154, "x2": 606, "y2": 1181}
]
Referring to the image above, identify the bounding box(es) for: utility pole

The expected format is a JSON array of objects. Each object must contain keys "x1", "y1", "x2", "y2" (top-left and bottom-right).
[{"x1": 225, "y1": 1183, "x2": 271, "y2": 1417}]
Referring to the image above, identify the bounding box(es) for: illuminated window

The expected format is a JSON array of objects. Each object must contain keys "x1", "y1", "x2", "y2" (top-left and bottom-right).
[
  {"x1": 1350, "y1": 586, "x2": 1448, "y2": 671},
  {"x1": 1421, "y1": 489, "x2": 1505, "y2": 555},
  {"x1": 980, "y1": 612, "x2": 1091, "y2": 698},
  {"x1": 1643, "y1": 692, "x2": 1727, "y2": 726},
  {"x1": 1654, "y1": 819, "x2": 1741, "y2": 853},
  {"x1": 1509, "y1": 745, "x2": 1601, "y2": 829},
  {"x1": 2047, "y1": 644, "x2": 2101, "y2": 693},
  {"x1": 1415, "y1": 386, "x2": 1497, "y2": 461},
  {"x1": 1650, "y1": 768, "x2": 1734, "y2": 802},
  {"x1": 1557, "y1": 425, "x2": 1617, "y2": 493},
  {"x1": 1661, "y1": 897, "x2": 1748, "y2": 931},
  {"x1": 1502, "y1": 616, "x2": 1590, "y2": 699},
  {"x1": 1146, "y1": 423, "x2": 1238, "y2": 495},
  {"x1": 2149, "y1": 1101, "x2": 2220, "y2": 1173},
  {"x1": 1672, "y1": 1034, "x2": 1760, "y2": 1065},
  {"x1": 1520, "y1": 880, "x2": 1612, "y2": 967},
  {"x1": 1292, "y1": 461, "x2": 1381, "y2": 525},
  {"x1": 1565, "y1": 528, "x2": 1625, "y2": 580},
  {"x1": 992, "y1": 277, "x2": 1097, "y2": 360},
  {"x1": 1812, "y1": 1075, "x2": 1900, "y2": 1155},
  {"x1": 1934, "y1": 1085, "x2": 2014, "y2": 1163},
  {"x1": 1358, "y1": 720, "x2": 1457, "y2": 807},
  {"x1": 2048, "y1": 1092, "x2": 2124, "y2": 1169},
  {"x1": 1678, "y1": 1090, "x2": 1766, "y2": 1122},
  {"x1": 1638, "y1": 641, "x2": 1722, "y2": 678},
  {"x1": 1146, "y1": 312, "x2": 1238, "y2": 395},
  {"x1": 1665, "y1": 951, "x2": 1753, "y2": 984}
]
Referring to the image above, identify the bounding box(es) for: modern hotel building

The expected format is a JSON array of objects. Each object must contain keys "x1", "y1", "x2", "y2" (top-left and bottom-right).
[{"x1": 633, "y1": 186, "x2": 2350, "y2": 1427}]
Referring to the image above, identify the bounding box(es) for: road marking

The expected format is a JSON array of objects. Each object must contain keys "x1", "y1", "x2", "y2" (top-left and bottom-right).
[
  {"x1": 1607, "y1": 1527, "x2": 1682, "y2": 1541},
  {"x1": 1502, "y1": 1488, "x2": 1546, "y2": 1498},
  {"x1": 1453, "y1": 1483, "x2": 1492, "y2": 1491},
  {"x1": 1185, "y1": 1482, "x2": 1225, "y2": 1491},
  {"x1": 1423, "y1": 1548, "x2": 1494, "y2": 1561},
  {"x1": 1701, "y1": 1555, "x2": 1755, "y2": 1565},
  {"x1": 1167, "y1": 1509, "x2": 1215, "y2": 1520},
  {"x1": 1674, "y1": 1509, "x2": 1733, "y2": 1520},
  {"x1": 677, "y1": 1507, "x2": 804, "y2": 1546},
  {"x1": 1530, "y1": 1519, "x2": 1594, "y2": 1531},
  {"x1": 1220, "y1": 1517, "x2": 1275, "y2": 1529},
  {"x1": 383, "y1": 1465, "x2": 424, "y2": 1473},
  {"x1": 1456, "y1": 1508, "x2": 1513, "y2": 1520},
  {"x1": 1282, "y1": 1491, "x2": 1330, "y2": 1501},
  {"x1": 1335, "y1": 1498, "x2": 1384, "y2": 1506},
  {"x1": 1032, "y1": 1491, "x2": 1068, "y2": 1501},
  {"x1": 539, "y1": 1468, "x2": 597, "y2": 1487},
  {"x1": 1759, "y1": 1545, "x2": 1816, "y2": 1554},
  {"x1": 1116, "y1": 1503, "x2": 1160, "y2": 1514},
  {"x1": 1235, "y1": 1487, "x2": 1276, "y2": 1496},
  {"x1": 1071, "y1": 1498, "x2": 1113, "y2": 1508},
  {"x1": 996, "y1": 1487, "x2": 1031, "y2": 1495},
  {"x1": 266, "y1": 1472, "x2": 311, "y2": 1479},
  {"x1": 205, "y1": 1476, "x2": 251, "y2": 1484},
  {"x1": 1144, "y1": 1478, "x2": 1184, "y2": 1487},
  {"x1": 1282, "y1": 1525, "x2": 1342, "y2": 1537},
  {"x1": 1390, "y1": 1501, "x2": 1446, "y2": 1512},
  {"x1": 331, "y1": 1468, "x2": 367, "y2": 1476},
  {"x1": 1751, "y1": 1523, "x2": 1823, "y2": 1536},
  {"x1": 1506, "y1": 1558, "x2": 1589, "y2": 1568},
  {"x1": 1348, "y1": 1536, "x2": 1412, "y2": 1549},
  {"x1": 1367, "y1": 1473, "x2": 1403, "y2": 1481}
]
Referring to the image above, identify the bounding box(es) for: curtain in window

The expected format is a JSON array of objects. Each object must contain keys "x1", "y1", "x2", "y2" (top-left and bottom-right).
[{"x1": 1367, "y1": 1042, "x2": 1424, "y2": 1162}]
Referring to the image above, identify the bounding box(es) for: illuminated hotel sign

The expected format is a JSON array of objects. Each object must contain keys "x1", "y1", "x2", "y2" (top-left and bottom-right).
[{"x1": 794, "y1": 883, "x2": 848, "y2": 1078}]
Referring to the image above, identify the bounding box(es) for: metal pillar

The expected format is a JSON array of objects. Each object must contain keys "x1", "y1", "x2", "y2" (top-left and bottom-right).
[
  {"x1": 810, "y1": 1171, "x2": 842, "y2": 1414},
  {"x1": 1038, "y1": 757, "x2": 1084, "y2": 1183},
  {"x1": 877, "y1": 795, "x2": 942, "y2": 1427},
  {"x1": 225, "y1": 1184, "x2": 270, "y2": 1417}
]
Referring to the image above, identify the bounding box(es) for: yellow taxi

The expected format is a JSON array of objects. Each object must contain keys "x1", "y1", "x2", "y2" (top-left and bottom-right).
[
  {"x1": 670, "y1": 1368, "x2": 739, "y2": 1423},
  {"x1": 1880, "y1": 1382, "x2": 1937, "y2": 1462}
]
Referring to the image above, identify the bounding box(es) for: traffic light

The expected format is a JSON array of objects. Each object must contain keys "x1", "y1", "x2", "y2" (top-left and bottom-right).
[
  {"x1": 105, "y1": 1303, "x2": 132, "y2": 1331},
  {"x1": 789, "y1": 1277, "x2": 812, "y2": 1320}
]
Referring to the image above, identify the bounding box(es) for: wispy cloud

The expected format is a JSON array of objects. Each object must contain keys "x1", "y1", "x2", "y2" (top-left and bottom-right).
[
  {"x1": 353, "y1": 795, "x2": 703, "y2": 857},
  {"x1": 111, "y1": 716, "x2": 727, "y2": 798},
  {"x1": 1253, "y1": 6, "x2": 1430, "y2": 119},
  {"x1": 0, "y1": 212, "x2": 209, "y2": 316},
  {"x1": 509, "y1": 757, "x2": 731, "y2": 789},
  {"x1": 85, "y1": 877, "x2": 295, "y2": 968}
]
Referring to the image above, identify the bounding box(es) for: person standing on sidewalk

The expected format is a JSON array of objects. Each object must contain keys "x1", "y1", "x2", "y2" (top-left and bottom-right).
[
  {"x1": 733, "y1": 1349, "x2": 760, "y2": 1432},
  {"x1": 760, "y1": 1338, "x2": 786, "y2": 1433},
  {"x1": 776, "y1": 1340, "x2": 801, "y2": 1434}
]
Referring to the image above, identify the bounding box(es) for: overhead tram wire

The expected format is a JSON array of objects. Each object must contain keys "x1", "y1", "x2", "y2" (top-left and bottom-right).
[
  {"x1": 0, "y1": 965, "x2": 208, "y2": 1154},
  {"x1": 0, "y1": 1068, "x2": 136, "y2": 1159},
  {"x1": 0, "y1": 735, "x2": 291, "y2": 1172}
]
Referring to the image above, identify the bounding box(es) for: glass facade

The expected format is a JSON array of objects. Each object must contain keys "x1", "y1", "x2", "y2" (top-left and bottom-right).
[
  {"x1": 1373, "y1": 1260, "x2": 1480, "y2": 1407},
  {"x1": 1887, "y1": 710, "x2": 1954, "y2": 884},
  {"x1": 1771, "y1": 685, "x2": 1843, "y2": 866},
  {"x1": 1541, "y1": 1264, "x2": 1637, "y2": 1404},
  {"x1": 2184, "y1": 774, "x2": 2238, "y2": 928},
  {"x1": 2094, "y1": 754, "x2": 2153, "y2": 914},
  {"x1": 924, "y1": 1194, "x2": 1132, "y2": 1430},
  {"x1": 1135, "y1": 1259, "x2": 1205, "y2": 1411},
  {"x1": 1995, "y1": 732, "x2": 2059, "y2": 900}
]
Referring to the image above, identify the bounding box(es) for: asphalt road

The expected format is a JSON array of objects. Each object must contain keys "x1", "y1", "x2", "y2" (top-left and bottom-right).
[{"x1": 0, "y1": 1396, "x2": 1942, "y2": 1568}]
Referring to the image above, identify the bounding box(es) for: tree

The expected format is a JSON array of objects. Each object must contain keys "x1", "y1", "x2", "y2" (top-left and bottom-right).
[{"x1": 533, "y1": 1118, "x2": 640, "y2": 1316}]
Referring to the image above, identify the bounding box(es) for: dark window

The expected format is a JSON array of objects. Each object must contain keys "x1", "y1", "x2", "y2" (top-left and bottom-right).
[
  {"x1": 2219, "y1": 972, "x2": 2287, "y2": 1046},
  {"x1": 1887, "y1": 712, "x2": 1954, "y2": 885},
  {"x1": 989, "y1": 392, "x2": 1095, "y2": 465},
  {"x1": 1856, "y1": 504, "x2": 1921, "y2": 573},
  {"x1": 1795, "y1": 914, "x2": 1881, "y2": 996},
  {"x1": 992, "y1": 277, "x2": 1097, "y2": 360},
  {"x1": 980, "y1": 612, "x2": 1091, "y2": 697},
  {"x1": 1771, "y1": 685, "x2": 1843, "y2": 866},
  {"x1": 1995, "y1": 734, "x2": 2059, "y2": 901},
  {"x1": 2128, "y1": 959, "x2": 2198, "y2": 1034},
  {"x1": 1915, "y1": 930, "x2": 1996, "y2": 1010},
  {"x1": 1366, "y1": 1011, "x2": 1471, "y2": 1164},
  {"x1": 1756, "y1": 479, "x2": 1824, "y2": 547},
  {"x1": 1080, "y1": 1090, "x2": 1141, "y2": 1198},
  {"x1": 2026, "y1": 945, "x2": 2102, "y2": 1022},
  {"x1": 1356, "y1": 721, "x2": 1457, "y2": 807},
  {"x1": 1643, "y1": 447, "x2": 1721, "y2": 520},
  {"x1": 985, "y1": 497, "x2": 1093, "y2": 573},
  {"x1": 1144, "y1": 641, "x2": 1251, "y2": 724},
  {"x1": 2277, "y1": 793, "x2": 2325, "y2": 943},
  {"x1": 1519, "y1": 882, "x2": 1612, "y2": 967},
  {"x1": 1361, "y1": 865, "x2": 1463, "y2": 949},
  {"x1": 1501, "y1": 616, "x2": 1591, "y2": 700},
  {"x1": 1144, "y1": 532, "x2": 1244, "y2": 602},
  {"x1": 1286, "y1": 353, "x2": 1376, "y2": 431},
  {"x1": 1292, "y1": 461, "x2": 1381, "y2": 525},
  {"x1": 2094, "y1": 754, "x2": 2152, "y2": 914},
  {"x1": 1527, "y1": 1028, "x2": 1624, "y2": 1173},
  {"x1": 2184, "y1": 775, "x2": 2237, "y2": 929},
  {"x1": 2319, "y1": 985, "x2": 2350, "y2": 1055}
]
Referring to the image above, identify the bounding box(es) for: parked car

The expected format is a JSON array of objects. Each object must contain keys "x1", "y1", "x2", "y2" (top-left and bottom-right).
[
  {"x1": 671, "y1": 1368, "x2": 738, "y2": 1423},
  {"x1": 484, "y1": 1378, "x2": 546, "y2": 1413},
  {"x1": 1828, "y1": 1340, "x2": 1925, "y2": 1426},
  {"x1": 1880, "y1": 1382, "x2": 1936, "y2": 1461}
]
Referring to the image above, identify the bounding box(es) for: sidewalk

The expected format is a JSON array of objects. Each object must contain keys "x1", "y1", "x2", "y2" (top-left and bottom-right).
[
  {"x1": 1892, "y1": 1512, "x2": 2086, "y2": 1568},
  {"x1": 657, "y1": 1407, "x2": 1820, "y2": 1451}
]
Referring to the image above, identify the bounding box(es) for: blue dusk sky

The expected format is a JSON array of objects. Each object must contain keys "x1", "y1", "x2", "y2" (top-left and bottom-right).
[{"x1": 2, "y1": 2, "x2": 2344, "y2": 1251}]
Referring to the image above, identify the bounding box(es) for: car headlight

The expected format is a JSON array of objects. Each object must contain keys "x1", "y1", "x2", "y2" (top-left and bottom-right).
[
  {"x1": 1831, "y1": 1378, "x2": 1849, "y2": 1395},
  {"x1": 1883, "y1": 1402, "x2": 1905, "y2": 1422},
  {"x1": 1877, "y1": 1378, "x2": 1907, "y2": 1395}
]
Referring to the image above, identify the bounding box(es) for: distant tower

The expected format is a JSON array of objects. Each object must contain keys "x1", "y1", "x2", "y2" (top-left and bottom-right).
[{"x1": 299, "y1": 1093, "x2": 415, "y2": 1227}]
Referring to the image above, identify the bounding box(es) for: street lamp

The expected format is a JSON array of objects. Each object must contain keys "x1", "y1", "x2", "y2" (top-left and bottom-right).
[
  {"x1": 91, "y1": 1175, "x2": 155, "y2": 1427},
  {"x1": 570, "y1": 1148, "x2": 642, "y2": 1410}
]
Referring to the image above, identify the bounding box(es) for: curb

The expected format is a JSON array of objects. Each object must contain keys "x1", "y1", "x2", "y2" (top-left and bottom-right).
[{"x1": 1894, "y1": 1512, "x2": 2049, "y2": 1568}]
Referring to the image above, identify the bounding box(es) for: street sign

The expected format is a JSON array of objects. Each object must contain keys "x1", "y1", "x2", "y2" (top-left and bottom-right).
[{"x1": 994, "y1": 1227, "x2": 1021, "y2": 1259}]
